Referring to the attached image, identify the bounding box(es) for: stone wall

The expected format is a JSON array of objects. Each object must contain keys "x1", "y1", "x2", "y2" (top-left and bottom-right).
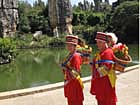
[{"x1": 0, "y1": 0, "x2": 18, "y2": 37}]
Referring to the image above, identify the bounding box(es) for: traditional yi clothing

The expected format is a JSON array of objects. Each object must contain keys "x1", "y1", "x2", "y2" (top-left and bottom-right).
[
  {"x1": 90, "y1": 32, "x2": 118, "y2": 105},
  {"x1": 61, "y1": 35, "x2": 84, "y2": 105}
]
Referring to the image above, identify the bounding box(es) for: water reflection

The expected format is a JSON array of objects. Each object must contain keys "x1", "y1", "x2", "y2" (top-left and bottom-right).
[
  {"x1": 0, "y1": 44, "x2": 139, "y2": 92},
  {"x1": 0, "y1": 48, "x2": 67, "y2": 92}
]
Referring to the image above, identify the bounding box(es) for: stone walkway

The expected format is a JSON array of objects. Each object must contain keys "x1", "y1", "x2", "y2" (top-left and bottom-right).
[{"x1": 0, "y1": 67, "x2": 139, "y2": 105}]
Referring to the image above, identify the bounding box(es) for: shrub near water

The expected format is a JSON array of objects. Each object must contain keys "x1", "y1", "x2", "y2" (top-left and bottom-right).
[{"x1": 0, "y1": 38, "x2": 16, "y2": 64}]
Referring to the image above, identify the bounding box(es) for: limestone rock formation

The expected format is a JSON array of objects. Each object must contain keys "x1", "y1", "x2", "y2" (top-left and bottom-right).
[
  {"x1": 48, "y1": 0, "x2": 73, "y2": 36},
  {"x1": 0, "y1": 0, "x2": 18, "y2": 37},
  {"x1": 78, "y1": 1, "x2": 94, "y2": 11},
  {"x1": 48, "y1": 0, "x2": 58, "y2": 37},
  {"x1": 105, "y1": 0, "x2": 109, "y2": 4},
  {"x1": 93, "y1": 0, "x2": 102, "y2": 12}
]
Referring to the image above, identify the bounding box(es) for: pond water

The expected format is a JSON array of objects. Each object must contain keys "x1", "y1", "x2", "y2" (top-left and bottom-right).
[{"x1": 0, "y1": 44, "x2": 139, "y2": 92}]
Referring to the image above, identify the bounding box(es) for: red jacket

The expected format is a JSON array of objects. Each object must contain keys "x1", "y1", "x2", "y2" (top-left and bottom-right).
[
  {"x1": 90, "y1": 48, "x2": 117, "y2": 103},
  {"x1": 64, "y1": 52, "x2": 84, "y2": 101}
]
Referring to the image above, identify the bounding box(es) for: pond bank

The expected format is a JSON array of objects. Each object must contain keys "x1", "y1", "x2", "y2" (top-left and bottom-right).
[{"x1": 0, "y1": 65, "x2": 139, "y2": 100}]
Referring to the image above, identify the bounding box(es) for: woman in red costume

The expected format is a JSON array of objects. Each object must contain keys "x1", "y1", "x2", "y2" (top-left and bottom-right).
[
  {"x1": 90, "y1": 32, "x2": 118, "y2": 105},
  {"x1": 61, "y1": 35, "x2": 84, "y2": 105}
]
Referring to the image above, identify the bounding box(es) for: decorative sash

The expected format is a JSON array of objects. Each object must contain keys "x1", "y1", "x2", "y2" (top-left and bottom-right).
[
  {"x1": 91, "y1": 53, "x2": 117, "y2": 88},
  {"x1": 61, "y1": 52, "x2": 84, "y2": 89}
]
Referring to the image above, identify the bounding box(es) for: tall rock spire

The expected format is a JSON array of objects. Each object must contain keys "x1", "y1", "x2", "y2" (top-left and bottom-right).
[
  {"x1": 48, "y1": 0, "x2": 73, "y2": 36},
  {"x1": 0, "y1": 0, "x2": 19, "y2": 37},
  {"x1": 105, "y1": 0, "x2": 109, "y2": 4},
  {"x1": 93, "y1": 0, "x2": 101, "y2": 12}
]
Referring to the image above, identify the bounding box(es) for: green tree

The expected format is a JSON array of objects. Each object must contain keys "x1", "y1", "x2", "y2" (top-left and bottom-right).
[
  {"x1": 18, "y1": 15, "x2": 31, "y2": 33},
  {"x1": 87, "y1": 13, "x2": 105, "y2": 26},
  {"x1": 33, "y1": 0, "x2": 45, "y2": 9},
  {"x1": 72, "y1": 11, "x2": 81, "y2": 25},
  {"x1": 18, "y1": 0, "x2": 49, "y2": 34},
  {"x1": 41, "y1": 4, "x2": 48, "y2": 17},
  {"x1": 29, "y1": 15, "x2": 48, "y2": 33},
  {"x1": 18, "y1": 1, "x2": 32, "y2": 16},
  {"x1": 18, "y1": 1, "x2": 31, "y2": 33},
  {"x1": 110, "y1": 1, "x2": 139, "y2": 43}
]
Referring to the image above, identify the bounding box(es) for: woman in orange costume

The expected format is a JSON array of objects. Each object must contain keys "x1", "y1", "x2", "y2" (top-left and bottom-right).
[
  {"x1": 90, "y1": 32, "x2": 118, "y2": 105},
  {"x1": 61, "y1": 35, "x2": 84, "y2": 105}
]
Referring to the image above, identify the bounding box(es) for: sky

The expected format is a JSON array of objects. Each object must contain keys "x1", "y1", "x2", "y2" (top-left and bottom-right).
[{"x1": 21, "y1": 0, "x2": 117, "y2": 6}]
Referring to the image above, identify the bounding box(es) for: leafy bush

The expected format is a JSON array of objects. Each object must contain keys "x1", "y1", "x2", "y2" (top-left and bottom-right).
[
  {"x1": 73, "y1": 24, "x2": 106, "y2": 44},
  {"x1": 48, "y1": 37, "x2": 65, "y2": 47},
  {"x1": 29, "y1": 15, "x2": 49, "y2": 33},
  {"x1": 87, "y1": 13, "x2": 105, "y2": 26},
  {"x1": 72, "y1": 11, "x2": 105, "y2": 26},
  {"x1": 110, "y1": 1, "x2": 139, "y2": 43},
  {"x1": 0, "y1": 38, "x2": 17, "y2": 63},
  {"x1": 18, "y1": 15, "x2": 31, "y2": 33}
]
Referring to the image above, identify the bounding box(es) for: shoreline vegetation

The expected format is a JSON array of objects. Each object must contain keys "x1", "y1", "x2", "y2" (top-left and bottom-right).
[
  {"x1": 0, "y1": 0, "x2": 138, "y2": 64},
  {"x1": 0, "y1": 35, "x2": 65, "y2": 64},
  {"x1": 0, "y1": 35, "x2": 139, "y2": 63}
]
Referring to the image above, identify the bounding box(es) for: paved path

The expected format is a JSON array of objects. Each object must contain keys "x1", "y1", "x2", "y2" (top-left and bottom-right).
[{"x1": 0, "y1": 68, "x2": 139, "y2": 105}]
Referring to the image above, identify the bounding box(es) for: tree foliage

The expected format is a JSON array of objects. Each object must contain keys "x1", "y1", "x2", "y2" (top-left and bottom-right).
[
  {"x1": 110, "y1": 1, "x2": 139, "y2": 43},
  {"x1": 18, "y1": 1, "x2": 31, "y2": 33},
  {"x1": 17, "y1": 0, "x2": 139, "y2": 44},
  {"x1": 18, "y1": 0, "x2": 48, "y2": 34}
]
